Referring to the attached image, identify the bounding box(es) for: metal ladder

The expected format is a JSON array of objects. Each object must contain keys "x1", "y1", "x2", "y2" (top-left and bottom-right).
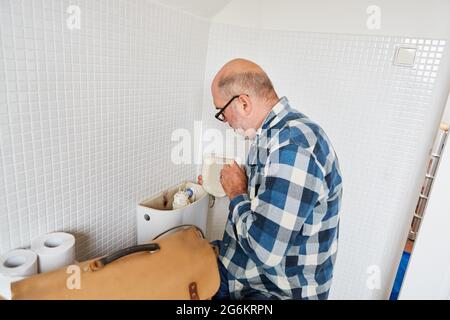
[{"x1": 409, "y1": 123, "x2": 449, "y2": 241}]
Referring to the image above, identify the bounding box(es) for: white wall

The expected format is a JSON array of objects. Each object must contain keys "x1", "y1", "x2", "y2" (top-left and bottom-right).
[
  {"x1": 441, "y1": 93, "x2": 450, "y2": 124},
  {"x1": 0, "y1": 0, "x2": 210, "y2": 261}
]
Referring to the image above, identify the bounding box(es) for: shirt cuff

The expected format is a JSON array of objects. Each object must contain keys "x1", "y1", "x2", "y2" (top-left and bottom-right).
[{"x1": 229, "y1": 194, "x2": 251, "y2": 220}]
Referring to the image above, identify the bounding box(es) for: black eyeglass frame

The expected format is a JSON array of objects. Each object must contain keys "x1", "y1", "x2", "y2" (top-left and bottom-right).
[{"x1": 214, "y1": 94, "x2": 248, "y2": 122}]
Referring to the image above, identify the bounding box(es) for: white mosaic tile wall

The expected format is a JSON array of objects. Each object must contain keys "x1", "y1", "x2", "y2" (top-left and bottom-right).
[
  {"x1": 201, "y1": 23, "x2": 447, "y2": 299},
  {"x1": 0, "y1": 0, "x2": 209, "y2": 261},
  {"x1": 1, "y1": 0, "x2": 448, "y2": 300}
]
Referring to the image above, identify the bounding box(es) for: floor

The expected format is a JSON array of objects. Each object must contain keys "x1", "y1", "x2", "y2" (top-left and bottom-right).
[{"x1": 389, "y1": 239, "x2": 414, "y2": 300}]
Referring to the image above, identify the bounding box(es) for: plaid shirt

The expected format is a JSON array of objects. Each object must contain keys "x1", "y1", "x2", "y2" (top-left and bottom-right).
[{"x1": 216, "y1": 96, "x2": 343, "y2": 300}]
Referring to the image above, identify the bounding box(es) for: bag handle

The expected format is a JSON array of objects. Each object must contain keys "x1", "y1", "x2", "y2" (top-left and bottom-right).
[
  {"x1": 89, "y1": 225, "x2": 204, "y2": 271},
  {"x1": 152, "y1": 224, "x2": 205, "y2": 240},
  {"x1": 89, "y1": 243, "x2": 160, "y2": 271}
]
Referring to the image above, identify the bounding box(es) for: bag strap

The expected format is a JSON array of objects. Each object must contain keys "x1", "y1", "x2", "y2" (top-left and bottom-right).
[
  {"x1": 89, "y1": 225, "x2": 204, "y2": 271},
  {"x1": 89, "y1": 243, "x2": 160, "y2": 271}
]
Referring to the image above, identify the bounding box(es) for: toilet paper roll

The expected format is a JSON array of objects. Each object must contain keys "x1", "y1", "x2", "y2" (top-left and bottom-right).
[
  {"x1": 0, "y1": 249, "x2": 38, "y2": 300},
  {"x1": 31, "y1": 232, "x2": 75, "y2": 273}
]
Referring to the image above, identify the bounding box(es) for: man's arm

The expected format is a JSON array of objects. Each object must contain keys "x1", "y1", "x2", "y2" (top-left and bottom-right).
[{"x1": 227, "y1": 143, "x2": 325, "y2": 268}]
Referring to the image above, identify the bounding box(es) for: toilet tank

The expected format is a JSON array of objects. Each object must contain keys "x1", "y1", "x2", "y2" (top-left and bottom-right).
[{"x1": 136, "y1": 181, "x2": 209, "y2": 244}]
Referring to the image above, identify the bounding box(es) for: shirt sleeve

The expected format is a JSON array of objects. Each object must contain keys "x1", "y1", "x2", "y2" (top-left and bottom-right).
[{"x1": 229, "y1": 143, "x2": 326, "y2": 268}]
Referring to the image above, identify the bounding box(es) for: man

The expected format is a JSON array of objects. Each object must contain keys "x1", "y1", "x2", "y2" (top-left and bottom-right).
[{"x1": 198, "y1": 59, "x2": 343, "y2": 300}]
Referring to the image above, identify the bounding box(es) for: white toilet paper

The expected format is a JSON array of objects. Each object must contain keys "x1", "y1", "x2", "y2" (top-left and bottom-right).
[
  {"x1": 0, "y1": 249, "x2": 38, "y2": 300},
  {"x1": 31, "y1": 232, "x2": 75, "y2": 273}
]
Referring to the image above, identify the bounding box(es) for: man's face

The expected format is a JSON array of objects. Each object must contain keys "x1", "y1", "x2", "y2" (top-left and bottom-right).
[
  {"x1": 214, "y1": 98, "x2": 236, "y2": 128},
  {"x1": 213, "y1": 96, "x2": 257, "y2": 140},
  {"x1": 212, "y1": 89, "x2": 245, "y2": 131}
]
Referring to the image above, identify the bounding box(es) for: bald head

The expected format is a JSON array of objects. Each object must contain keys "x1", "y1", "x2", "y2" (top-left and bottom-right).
[
  {"x1": 210, "y1": 59, "x2": 279, "y2": 136},
  {"x1": 212, "y1": 59, "x2": 278, "y2": 103}
]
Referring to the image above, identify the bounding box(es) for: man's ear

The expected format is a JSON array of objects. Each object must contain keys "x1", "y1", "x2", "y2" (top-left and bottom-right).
[{"x1": 239, "y1": 95, "x2": 252, "y2": 115}]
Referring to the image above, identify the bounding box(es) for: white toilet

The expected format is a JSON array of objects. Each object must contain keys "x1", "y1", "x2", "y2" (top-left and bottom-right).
[{"x1": 136, "y1": 181, "x2": 209, "y2": 244}]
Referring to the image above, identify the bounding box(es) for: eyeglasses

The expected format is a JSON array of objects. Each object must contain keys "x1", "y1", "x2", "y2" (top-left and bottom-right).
[{"x1": 214, "y1": 94, "x2": 248, "y2": 122}]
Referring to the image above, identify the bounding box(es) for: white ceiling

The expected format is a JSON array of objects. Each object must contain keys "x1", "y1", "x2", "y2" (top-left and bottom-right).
[
  {"x1": 153, "y1": 0, "x2": 232, "y2": 19},
  {"x1": 154, "y1": 0, "x2": 450, "y2": 39}
]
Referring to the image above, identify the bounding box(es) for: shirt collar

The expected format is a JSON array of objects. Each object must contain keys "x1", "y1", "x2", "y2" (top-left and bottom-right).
[{"x1": 255, "y1": 96, "x2": 290, "y2": 137}]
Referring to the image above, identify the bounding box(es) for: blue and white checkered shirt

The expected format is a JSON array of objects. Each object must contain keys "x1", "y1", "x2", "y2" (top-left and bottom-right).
[{"x1": 216, "y1": 96, "x2": 343, "y2": 300}]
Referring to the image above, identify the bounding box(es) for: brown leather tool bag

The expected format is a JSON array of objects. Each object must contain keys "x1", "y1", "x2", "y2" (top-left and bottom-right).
[{"x1": 11, "y1": 225, "x2": 220, "y2": 300}]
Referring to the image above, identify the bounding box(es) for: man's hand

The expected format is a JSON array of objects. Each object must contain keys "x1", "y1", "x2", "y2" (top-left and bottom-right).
[{"x1": 220, "y1": 161, "x2": 248, "y2": 200}]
